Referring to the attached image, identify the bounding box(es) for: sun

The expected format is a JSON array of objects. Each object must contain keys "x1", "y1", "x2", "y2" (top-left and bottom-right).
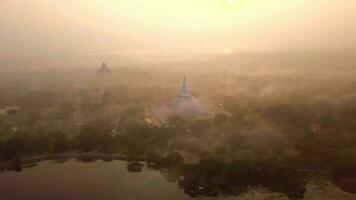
[
  {"x1": 224, "y1": 48, "x2": 233, "y2": 55},
  {"x1": 227, "y1": 0, "x2": 235, "y2": 6}
]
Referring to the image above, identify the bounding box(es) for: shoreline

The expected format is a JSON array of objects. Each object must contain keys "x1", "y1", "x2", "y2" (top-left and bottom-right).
[{"x1": 0, "y1": 152, "x2": 147, "y2": 170}]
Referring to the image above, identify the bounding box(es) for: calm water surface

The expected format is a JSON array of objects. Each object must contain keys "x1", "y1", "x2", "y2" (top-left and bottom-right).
[{"x1": 0, "y1": 159, "x2": 355, "y2": 200}]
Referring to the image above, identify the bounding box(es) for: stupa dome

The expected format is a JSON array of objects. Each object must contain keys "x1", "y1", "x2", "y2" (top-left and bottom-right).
[{"x1": 172, "y1": 77, "x2": 202, "y2": 119}]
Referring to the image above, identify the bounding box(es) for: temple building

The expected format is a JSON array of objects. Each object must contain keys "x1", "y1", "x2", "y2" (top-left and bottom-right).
[
  {"x1": 145, "y1": 77, "x2": 229, "y2": 127},
  {"x1": 96, "y1": 62, "x2": 112, "y2": 74}
]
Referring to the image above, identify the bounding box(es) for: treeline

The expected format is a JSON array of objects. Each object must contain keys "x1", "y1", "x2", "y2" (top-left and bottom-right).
[{"x1": 1, "y1": 65, "x2": 356, "y2": 196}]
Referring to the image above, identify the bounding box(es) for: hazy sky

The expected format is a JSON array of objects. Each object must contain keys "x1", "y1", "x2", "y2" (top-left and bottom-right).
[{"x1": 1, "y1": 0, "x2": 355, "y2": 59}]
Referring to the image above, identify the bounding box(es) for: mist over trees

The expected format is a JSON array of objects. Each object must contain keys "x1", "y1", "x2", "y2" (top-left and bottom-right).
[{"x1": 0, "y1": 53, "x2": 356, "y2": 197}]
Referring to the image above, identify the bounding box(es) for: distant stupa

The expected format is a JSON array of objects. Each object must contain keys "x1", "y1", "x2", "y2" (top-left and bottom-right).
[{"x1": 96, "y1": 62, "x2": 112, "y2": 74}]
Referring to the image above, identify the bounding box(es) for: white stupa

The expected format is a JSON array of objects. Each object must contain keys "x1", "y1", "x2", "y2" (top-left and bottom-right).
[
  {"x1": 172, "y1": 77, "x2": 202, "y2": 119},
  {"x1": 145, "y1": 77, "x2": 229, "y2": 126}
]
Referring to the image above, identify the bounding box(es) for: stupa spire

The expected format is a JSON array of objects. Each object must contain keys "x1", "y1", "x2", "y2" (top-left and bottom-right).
[
  {"x1": 102, "y1": 62, "x2": 107, "y2": 68},
  {"x1": 179, "y1": 76, "x2": 190, "y2": 97}
]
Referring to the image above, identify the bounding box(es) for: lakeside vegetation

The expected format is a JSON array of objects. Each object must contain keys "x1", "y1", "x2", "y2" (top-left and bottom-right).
[{"x1": 1, "y1": 57, "x2": 356, "y2": 198}]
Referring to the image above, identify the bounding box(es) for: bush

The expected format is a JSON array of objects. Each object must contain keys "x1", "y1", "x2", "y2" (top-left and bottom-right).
[
  {"x1": 164, "y1": 152, "x2": 183, "y2": 165},
  {"x1": 145, "y1": 150, "x2": 161, "y2": 163},
  {"x1": 52, "y1": 136, "x2": 70, "y2": 153}
]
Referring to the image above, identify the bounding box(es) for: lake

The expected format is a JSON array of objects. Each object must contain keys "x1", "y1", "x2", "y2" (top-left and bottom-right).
[{"x1": 0, "y1": 159, "x2": 355, "y2": 200}]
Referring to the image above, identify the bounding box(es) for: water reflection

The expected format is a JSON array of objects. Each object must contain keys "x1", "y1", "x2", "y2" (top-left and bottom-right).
[{"x1": 1, "y1": 158, "x2": 355, "y2": 200}]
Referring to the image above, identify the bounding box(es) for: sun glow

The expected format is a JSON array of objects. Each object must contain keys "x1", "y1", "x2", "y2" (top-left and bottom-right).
[
  {"x1": 224, "y1": 48, "x2": 233, "y2": 55},
  {"x1": 228, "y1": 0, "x2": 235, "y2": 6},
  {"x1": 95, "y1": 0, "x2": 317, "y2": 34},
  {"x1": 93, "y1": 0, "x2": 242, "y2": 32},
  {"x1": 39, "y1": 0, "x2": 343, "y2": 54}
]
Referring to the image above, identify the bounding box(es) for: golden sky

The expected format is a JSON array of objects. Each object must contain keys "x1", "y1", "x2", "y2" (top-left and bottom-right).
[{"x1": 0, "y1": 0, "x2": 355, "y2": 58}]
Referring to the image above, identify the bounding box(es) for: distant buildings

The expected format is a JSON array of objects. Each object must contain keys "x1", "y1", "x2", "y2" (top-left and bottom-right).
[
  {"x1": 96, "y1": 62, "x2": 112, "y2": 74},
  {"x1": 145, "y1": 77, "x2": 229, "y2": 127}
]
